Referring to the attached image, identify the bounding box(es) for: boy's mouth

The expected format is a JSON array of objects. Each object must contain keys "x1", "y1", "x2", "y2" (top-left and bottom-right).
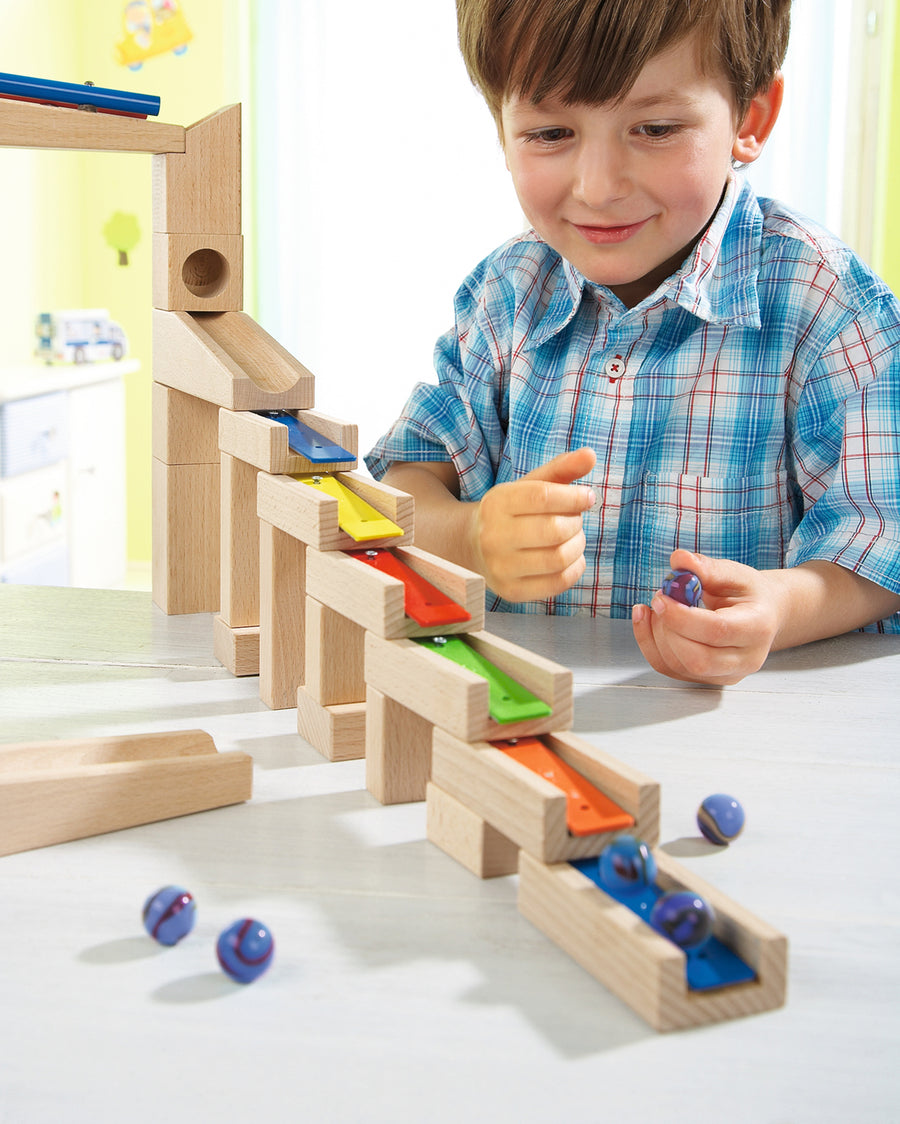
[{"x1": 571, "y1": 219, "x2": 650, "y2": 244}]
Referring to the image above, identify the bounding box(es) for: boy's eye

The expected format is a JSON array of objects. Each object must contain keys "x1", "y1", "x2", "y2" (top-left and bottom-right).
[
  {"x1": 637, "y1": 123, "x2": 678, "y2": 139},
  {"x1": 525, "y1": 127, "x2": 572, "y2": 144}
]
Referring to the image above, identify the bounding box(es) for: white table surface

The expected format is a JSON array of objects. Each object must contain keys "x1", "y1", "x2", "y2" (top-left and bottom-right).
[{"x1": 1, "y1": 585, "x2": 898, "y2": 1124}]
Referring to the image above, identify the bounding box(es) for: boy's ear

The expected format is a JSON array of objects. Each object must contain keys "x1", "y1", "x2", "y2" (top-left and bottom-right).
[{"x1": 732, "y1": 72, "x2": 784, "y2": 164}]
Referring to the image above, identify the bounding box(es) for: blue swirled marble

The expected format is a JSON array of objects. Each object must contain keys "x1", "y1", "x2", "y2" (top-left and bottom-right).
[
  {"x1": 598, "y1": 835, "x2": 658, "y2": 895},
  {"x1": 697, "y1": 793, "x2": 745, "y2": 845},
  {"x1": 661, "y1": 570, "x2": 703, "y2": 607},
  {"x1": 216, "y1": 919, "x2": 274, "y2": 983},
  {"x1": 650, "y1": 891, "x2": 715, "y2": 950},
  {"x1": 142, "y1": 885, "x2": 196, "y2": 946}
]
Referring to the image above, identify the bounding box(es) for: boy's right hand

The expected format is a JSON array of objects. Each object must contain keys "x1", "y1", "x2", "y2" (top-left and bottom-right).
[{"x1": 472, "y1": 447, "x2": 597, "y2": 602}]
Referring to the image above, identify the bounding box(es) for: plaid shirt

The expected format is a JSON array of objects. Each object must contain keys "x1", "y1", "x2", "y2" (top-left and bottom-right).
[{"x1": 366, "y1": 174, "x2": 900, "y2": 630}]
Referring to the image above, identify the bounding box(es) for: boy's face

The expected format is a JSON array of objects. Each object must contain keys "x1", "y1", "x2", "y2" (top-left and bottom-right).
[{"x1": 501, "y1": 35, "x2": 749, "y2": 307}]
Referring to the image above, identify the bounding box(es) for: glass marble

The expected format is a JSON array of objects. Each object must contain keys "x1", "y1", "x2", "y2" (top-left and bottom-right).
[
  {"x1": 651, "y1": 891, "x2": 715, "y2": 950},
  {"x1": 661, "y1": 570, "x2": 703, "y2": 607},
  {"x1": 216, "y1": 918, "x2": 275, "y2": 983},
  {"x1": 142, "y1": 885, "x2": 196, "y2": 946},
  {"x1": 598, "y1": 835, "x2": 658, "y2": 894},
  {"x1": 698, "y1": 793, "x2": 746, "y2": 845}
]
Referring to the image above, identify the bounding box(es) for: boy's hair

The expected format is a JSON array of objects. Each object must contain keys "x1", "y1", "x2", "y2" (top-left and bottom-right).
[{"x1": 457, "y1": 0, "x2": 791, "y2": 128}]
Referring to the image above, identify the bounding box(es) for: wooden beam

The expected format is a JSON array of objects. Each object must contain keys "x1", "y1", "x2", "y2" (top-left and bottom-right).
[
  {"x1": 153, "y1": 104, "x2": 240, "y2": 233},
  {"x1": 0, "y1": 100, "x2": 185, "y2": 153}
]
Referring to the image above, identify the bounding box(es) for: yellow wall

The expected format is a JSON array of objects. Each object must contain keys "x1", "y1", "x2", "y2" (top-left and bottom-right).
[
  {"x1": 1, "y1": 5, "x2": 87, "y2": 361},
  {"x1": 0, "y1": 0, "x2": 247, "y2": 565},
  {"x1": 879, "y1": 2, "x2": 900, "y2": 293}
]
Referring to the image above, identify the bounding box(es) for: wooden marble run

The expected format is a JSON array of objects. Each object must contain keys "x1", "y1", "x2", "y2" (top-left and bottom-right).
[{"x1": 0, "y1": 94, "x2": 787, "y2": 1032}]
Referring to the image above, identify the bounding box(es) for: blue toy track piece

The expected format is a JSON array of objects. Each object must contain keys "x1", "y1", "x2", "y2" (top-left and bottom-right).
[
  {"x1": 0, "y1": 71, "x2": 160, "y2": 117},
  {"x1": 571, "y1": 857, "x2": 756, "y2": 992},
  {"x1": 255, "y1": 411, "x2": 355, "y2": 463}
]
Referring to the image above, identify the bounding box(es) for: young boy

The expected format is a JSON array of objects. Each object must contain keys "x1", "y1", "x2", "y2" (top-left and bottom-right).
[{"x1": 365, "y1": 0, "x2": 900, "y2": 685}]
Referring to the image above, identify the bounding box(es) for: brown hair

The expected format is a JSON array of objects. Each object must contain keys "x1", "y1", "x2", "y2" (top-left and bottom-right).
[{"x1": 457, "y1": 0, "x2": 791, "y2": 127}]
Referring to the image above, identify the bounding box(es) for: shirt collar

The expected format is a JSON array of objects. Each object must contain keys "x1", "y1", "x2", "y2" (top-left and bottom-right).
[
  {"x1": 524, "y1": 172, "x2": 763, "y2": 351},
  {"x1": 662, "y1": 172, "x2": 763, "y2": 328}
]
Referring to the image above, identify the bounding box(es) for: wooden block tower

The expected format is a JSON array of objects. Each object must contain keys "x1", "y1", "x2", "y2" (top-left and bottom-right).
[{"x1": 152, "y1": 104, "x2": 318, "y2": 617}]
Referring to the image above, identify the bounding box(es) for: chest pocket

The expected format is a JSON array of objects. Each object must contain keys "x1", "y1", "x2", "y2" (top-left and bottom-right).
[{"x1": 631, "y1": 470, "x2": 800, "y2": 577}]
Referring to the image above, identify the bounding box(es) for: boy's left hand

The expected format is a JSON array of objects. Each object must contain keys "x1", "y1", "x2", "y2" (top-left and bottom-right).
[{"x1": 631, "y1": 549, "x2": 780, "y2": 686}]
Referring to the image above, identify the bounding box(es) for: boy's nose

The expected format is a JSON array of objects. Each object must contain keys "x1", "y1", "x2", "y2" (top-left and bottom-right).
[{"x1": 572, "y1": 145, "x2": 629, "y2": 208}]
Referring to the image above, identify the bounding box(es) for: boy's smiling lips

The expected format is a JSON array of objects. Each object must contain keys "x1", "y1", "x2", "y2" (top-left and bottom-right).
[{"x1": 570, "y1": 218, "x2": 653, "y2": 244}]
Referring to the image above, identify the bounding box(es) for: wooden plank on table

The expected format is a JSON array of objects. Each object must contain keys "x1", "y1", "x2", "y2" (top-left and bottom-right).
[{"x1": 0, "y1": 730, "x2": 252, "y2": 857}]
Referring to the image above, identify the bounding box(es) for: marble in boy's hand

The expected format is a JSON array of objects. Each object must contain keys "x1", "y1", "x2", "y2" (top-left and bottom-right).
[
  {"x1": 633, "y1": 551, "x2": 780, "y2": 685},
  {"x1": 660, "y1": 569, "x2": 704, "y2": 607}
]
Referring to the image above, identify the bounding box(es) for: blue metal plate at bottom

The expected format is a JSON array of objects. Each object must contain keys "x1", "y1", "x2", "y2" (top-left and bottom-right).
[{"x1": 570, "y1": 857, "x2": 757, "y2": 992}]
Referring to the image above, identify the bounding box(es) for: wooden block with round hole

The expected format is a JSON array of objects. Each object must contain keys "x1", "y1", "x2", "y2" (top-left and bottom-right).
[{"x1": 153, "y1": 232, "x2": 243, "y2": 312}]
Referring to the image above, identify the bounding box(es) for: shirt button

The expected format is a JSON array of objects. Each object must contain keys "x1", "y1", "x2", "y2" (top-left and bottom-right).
[{"x1": 604, "y1": 354, "x2": 626, "y2": 380}]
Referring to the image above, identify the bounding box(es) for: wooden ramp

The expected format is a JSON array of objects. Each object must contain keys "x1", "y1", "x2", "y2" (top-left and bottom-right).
[
  {"x1": 0, "y1": 730, "x2": 252, "y2": 856},
  {"x1": 153, "y1": 310, "x2": 316, "y2": 410}
]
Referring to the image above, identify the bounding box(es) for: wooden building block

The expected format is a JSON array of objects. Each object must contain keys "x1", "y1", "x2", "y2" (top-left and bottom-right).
[
  {"x1": 154, "y1": 310, "x2": 315, "y2": 410},
  {"x1": 296, "y1": 687, "x2": 366, "y2": 762},
  {"x1": 306, "y1": 544, "x2": 485, "y2": 639},
  {"x1": 153, "y1": 232, "x2": 244, "y2": 312},
  {"x1": 152, "y1": 382, "x2": 220, "y2": 465},
  {"x1": 258, "y1": 520, "x2": 306, "y2": 709},
  {"x1": 364, "y1": 630, "x2": 573, "y2": 744},
  {"x1": 220, "y1": 453, "x2": 259, "y2": 628},
  {"x1": 218, "y1": 408, "x2": 358, "y2": 475},
  {"x1": 151, "y1": 459, "x2": 220, "y2": 615},
  {"x1": 213, "y1": 615, "x2": 259, "y2": 677},
  {"x1": 0, "y1": 730, "x2": 252, "y2": 857},
  {"x1": 365, "y1": 686, "x2": 434, "y2": 805},
  {"x1": 257, "y1": 470, "x2": 414, "y2": 552},
  {"x1": 426, "y1": 782, "x2": 520, "y2": 879},
  {"x1": 517, "y1": 850, "x2": 788, "y2": 1032},
  {"x1": 0, "y1": 99, "x2": 186, "y2": 153},
  {"x1": 431, "y1": 728, "x2": 659, "y2": 866},
  {"x1": 153, "y1": 104, "x2": 241, "y2": 234},
  {"x1": 303, "y1": 597, "x2": 366, "y2": 706}
]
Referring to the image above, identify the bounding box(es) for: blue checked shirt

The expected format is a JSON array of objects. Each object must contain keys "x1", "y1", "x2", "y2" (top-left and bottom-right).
[{"x1": 366, "y1": 174, "x2": 900, "y2": 630}]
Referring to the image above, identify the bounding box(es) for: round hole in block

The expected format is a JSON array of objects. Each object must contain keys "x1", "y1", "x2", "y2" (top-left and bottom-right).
[{"x1": 182, "y1": 248, "x2": 229, "y2": 298}]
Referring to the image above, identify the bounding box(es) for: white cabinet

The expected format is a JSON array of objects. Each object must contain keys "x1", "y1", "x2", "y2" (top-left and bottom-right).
[
  {"x1": 0, "y1": 361, "x2": 136, "y2": 587},
  {"x1": 67, "y1": 379, "x2": 127, "y2": 588}
]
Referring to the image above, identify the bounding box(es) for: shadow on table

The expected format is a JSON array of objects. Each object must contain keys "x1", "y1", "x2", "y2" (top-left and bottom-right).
[
  {"x1": 760, "y1": 631, "x2": 900, "y2": 673},
  {"x1": 84, "y1": 786, "x2": 657, "y2": 1056},
  {"x1": 572, "y1": 675, "x2": 723, "y2": 734}
]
